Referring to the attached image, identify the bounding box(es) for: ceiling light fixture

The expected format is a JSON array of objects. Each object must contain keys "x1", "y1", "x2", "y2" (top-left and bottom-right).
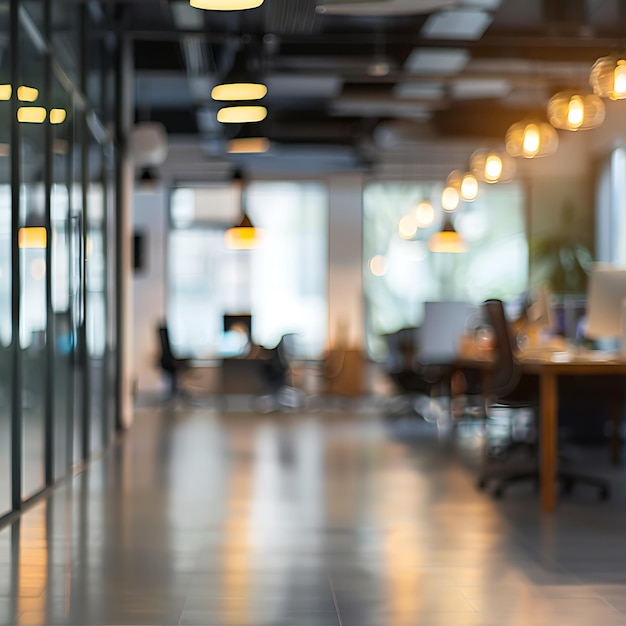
[
  {"x1": 17, "y1": 107, "x2": 46, "y2": 123},
  {"x1": 589, "y1": 55, "x2": 626, "y2": 100},
  {"x1": 427, "y1": 217, "x2": 466, "y2": 253},
  {"x1": 470, "y1": 149, "x2": 516, "y2": 184},
  {"x1": 414, "y1": 200, "x2": 435, "y2": 227},
  {"x1": 190, "y1": 0, "x2": 264, "y2": 10},
  {"x1": 49, "y1": 108, "x2": 67, "y2": 124},
  {"x1": 18, "y1": 227, "x2": 47, "y2": 249},
  {"x1": 460, "y1": 172, "x2": 479, "y2": 201},
  {"x1": 17, "y1": 85, "x2": 38, "y2": 102},
  {"x1": 547, "y1": 91, "x2": 605, "y2": 131},
  {"x1": 217, "y1": 105, "x2": 267, "y2": 124},
  {"x1": 398, "y1": 214, "x2": 418, "y2": 239},
  {"x1": 505, "y1": 120, "x2": 558, "y2": 159},
  {"x1": 441, "y1": 185, "x2": 460, "y2": 212},
  {"x1": 227, "y1": 122, "x2": 270, "y2": 154},
  {"x1": 224, "y1": 170, "x2": 262, "y2": 249},
  {"x1": 211, "y1": 48, "x2": 267, "y2": 101}
]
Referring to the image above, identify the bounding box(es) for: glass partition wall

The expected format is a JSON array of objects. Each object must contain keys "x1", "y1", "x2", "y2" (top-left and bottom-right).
[
  {"x1": 0, "y1": 0, "x2": 120, "y2": 518},
  {"x1": 0, "y1": 0, "x2": 11, "y2": 517}
]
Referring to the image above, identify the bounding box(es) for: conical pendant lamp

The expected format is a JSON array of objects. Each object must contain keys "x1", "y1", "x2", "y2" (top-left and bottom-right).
[
  {"x1": 224, "y1": 169, "x2": 262, "y2": 249},
  {"x1": 427, "y1": 217, "x2": 466, "y2": 253}
]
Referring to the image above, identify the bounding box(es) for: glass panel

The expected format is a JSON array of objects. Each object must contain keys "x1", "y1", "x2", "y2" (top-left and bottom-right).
[
  {"x1": 87, "y1": 137, "x2": 105, "y2": 455},
  {"x1": 51, "y1": 0, "x2": 81, "y2": 87},
  {"x1": 0, "y1": 0, "x2": 11, "y2": 516},
  {"x1": 71, "y1": 103, "x2": 84, "y2": 466},
  {"x1": 363, "y1": 181, "x2": 528, "y2": 359},
  {"x1": 102, "y1": 143, "x2": 115, "y2": 443},
  {"x1": 86, "y1": 8, "x2": 104, "y2": 125},
  {"x1": 19, "y1": 23, "x2": 46, "y2": 499},
  {"x1": 51, "y1": 70, "x2": 73, "y2": 481}
]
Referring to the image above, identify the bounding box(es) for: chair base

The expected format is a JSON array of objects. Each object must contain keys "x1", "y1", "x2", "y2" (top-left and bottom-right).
[{"x1": 478, "y1": 467, "x2": 610, "y2": 501}]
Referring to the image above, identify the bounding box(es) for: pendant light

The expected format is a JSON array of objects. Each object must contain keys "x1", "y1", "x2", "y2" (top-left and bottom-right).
[
  {"x1": 470, "y1": 148, "x2": 516, "y2": 184},
  {"x1": 190, "y1": 0, "x2": 264, "y2": 10},
  {"x1": 547, "y1": 90, "x2": 605, "y2": 131},
  {"x1": 589, "y1": 55, "x2": 626, "y2": 100},
  {"x1": 505, "y1": 119, "x2": 558, "y2": 159},
  {"x1": 224, "y1": 169, "x2": 262, "y2": 249},
  {"x1": 460, "y1": 172, "x2": 479, "y2": 202},
  {"x1": 227, "y1": 123, "x2": 270, "y2": 154},
  {"x1": 217, "y1": 105, "x2": 267, "y2": 124},
  {"x1": 427, "y1": 217, "x2": 466, "y2": 253},
  {"x1": 211, "y1": 47, "x2": 267, "y2": 102}
]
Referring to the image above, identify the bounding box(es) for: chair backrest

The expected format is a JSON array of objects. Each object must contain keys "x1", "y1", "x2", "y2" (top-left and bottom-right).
[
  {"x1": 158, "y1": 325, "x2": 176, "y2": 369},
  {"x1": 483, "y1": 299, "x2": 522, "y2": 398}
]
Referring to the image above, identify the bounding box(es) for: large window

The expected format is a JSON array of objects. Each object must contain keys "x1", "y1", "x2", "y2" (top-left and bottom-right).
[
  {"x1": 169, "y1": 182, "x2": 328, "y2": 359},
  {"x1": 363, "y1": 181, "x2": 528, "y2": 358},
  {"x1": 596, "y1": 147, "x2": 626, "y2": 265}
]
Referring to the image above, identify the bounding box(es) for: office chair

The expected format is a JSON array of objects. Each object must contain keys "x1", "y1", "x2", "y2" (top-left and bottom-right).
[
  {"x1": 477, "y1": 299, "x2": 610, "y2": 500},
  {"x1": 382, "y1": 327, "x2": 449, "y2": 419},
  {"x1": 157, "y1": 325, "x2": 191, "y2": 397}
]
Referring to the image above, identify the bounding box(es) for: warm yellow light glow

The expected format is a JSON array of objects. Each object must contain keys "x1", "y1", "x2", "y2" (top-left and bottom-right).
[
  {"x1": 414, "y1": 201, "x2": 435, "y2": 227},
  {"x1": 49, "y1": 108, "x2": 67, "y2": 124},
  {"x1": 484, "y1": 153, "x2": 503, "y2": 182},
  {"x1": 460, "y1": 173, "x2": 478, "y2": 201},
  {"x1": 614, "y1": 62, "x2": 626, "y2": 98},
  {"x1": 398, "y1": 214, "x2": 418, "y2": 239},
  {"x1": 224, "y1": 226, "x2": 262, "y2": 249},
  {"x1": 227, "y1": 137, "x2": 270, "y2": 154},
  {"x1": 18, "y1": 227, "x2": 47, "y2": 249},
  {"x1": 217, "y1": 106, "x2": 267, "y2": 124},
  {"x1": 17, "y1": 85, "x2": 39, "y2": 102},
  {"x1": 428, "y1": 230, "x2": 466, "y2": 253},
  {"x1": 0, "y1": 84, "x2": 11, "y2": 100},
  {"x1": 369, "y1": 255, "x2": 387, "y2": 277},
  {"x1": 212, "y1": 83, "x2": 267, "y2": 101},
  {"x1": 522, "y1": 123, "x2": 540, "y2": 157},
  {"x1": 17, "y1": 107, "x2": 46, "y2": 123},
  {"x1": 566, "y1": 96, "x2": 584, "y2": 128},
  {"x1": 86, "y1": 236, "x2": 93, "y2": 259},
  {"x1": 506, "y1": 120, "x2": 558, "y2": 158},
  {"x1": 30, "y1": 258, "x2": 46, "y2": 281},
  {"x1": 441, "y1": 186, "x2": 459, "y2": 212},
  {"x1": 190, "y1": 0, "x2": 263, "y2": 9}
]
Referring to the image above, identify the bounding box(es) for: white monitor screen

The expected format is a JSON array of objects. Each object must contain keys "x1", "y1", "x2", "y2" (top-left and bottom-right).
[{"x1": 586, "y1": 264, "x2": 626, "y2": 339}]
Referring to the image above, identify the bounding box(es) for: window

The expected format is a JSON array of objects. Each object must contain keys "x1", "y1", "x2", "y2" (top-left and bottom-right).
[
  {"x1": 363, "y1": 181, "x2": 528, "y2": 359},
  {"x1": 168, "y1": 182, "x2": 328, "y2": 359}
]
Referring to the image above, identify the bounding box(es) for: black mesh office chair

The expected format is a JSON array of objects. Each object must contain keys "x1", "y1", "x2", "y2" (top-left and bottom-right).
[
  {"x1": 477, "y1": 299, "x2": 610, "y2": 500},
  {"x1": 157, "y1": 325, "x2": 191, "y2": 397}
]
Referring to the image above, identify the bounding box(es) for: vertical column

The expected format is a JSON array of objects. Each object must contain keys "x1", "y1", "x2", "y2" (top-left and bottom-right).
[
  {"x1": 328, "y1": 174, "x2": 364, "y2": 350},
  {"x1": 10, "y1": 0, "x2": 21, "y2": 510},
  {"x1": 327, "y1": 174, "x2": 365, "y2": 395},
  {"x1": 115, "y1": 30, "x2": 134, "y2": 429},
  {"x1": 43, "y1": 0, "x2": 54, "y2": 484}
]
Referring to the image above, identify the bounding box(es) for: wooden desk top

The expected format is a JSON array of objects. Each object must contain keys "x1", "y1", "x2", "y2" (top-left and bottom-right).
[
  {"x1": 519, "y1": 353, "x2": 626, "y2": 376},
  {"x1": 457, "y1": 346, "x2": 626, "y2": 376}
]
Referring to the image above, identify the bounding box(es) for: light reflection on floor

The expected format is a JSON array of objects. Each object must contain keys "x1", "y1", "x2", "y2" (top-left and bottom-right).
[{"x1": 1, "y1": 405, "x2": 626, "y2": 625}]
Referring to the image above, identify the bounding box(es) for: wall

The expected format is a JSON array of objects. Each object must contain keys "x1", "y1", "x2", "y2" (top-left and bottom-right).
[{"x1": 132, "y1": 185, "x2": 169, "y2": 394}]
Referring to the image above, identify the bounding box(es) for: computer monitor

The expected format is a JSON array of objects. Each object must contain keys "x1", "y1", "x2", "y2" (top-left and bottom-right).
[
  {"x1": 223, "y1": 313, "x2": 252, "y2": 337},
  {"x1": 585, "y1": 264, "x2": 626, "y2": 340},
  {"x1": 417, "y1": 301, "x2": 478, "y2": 365}
]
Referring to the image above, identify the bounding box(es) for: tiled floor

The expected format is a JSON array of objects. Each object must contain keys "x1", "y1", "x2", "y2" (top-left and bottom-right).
[{"x1": 2, "y1": 402, "x2": 626, "y2": 625}]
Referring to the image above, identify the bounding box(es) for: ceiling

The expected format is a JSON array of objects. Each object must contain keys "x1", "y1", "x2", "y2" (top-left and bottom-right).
[{"x1": 124, "y1": 0, "x2": 626, "y2": 179}]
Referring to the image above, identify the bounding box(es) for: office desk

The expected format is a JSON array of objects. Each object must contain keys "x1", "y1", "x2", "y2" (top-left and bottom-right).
[{"x1": 518, "y1": 354, "x2": 626, "y2": 512}]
